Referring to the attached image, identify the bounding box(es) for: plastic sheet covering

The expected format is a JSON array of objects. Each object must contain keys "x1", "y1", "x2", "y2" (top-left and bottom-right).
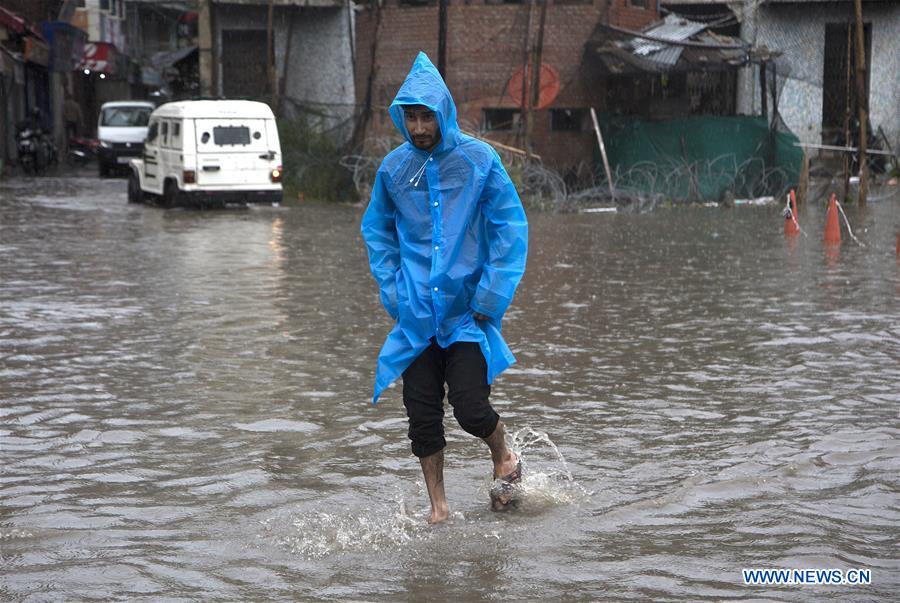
[{"x1": 598, "y1": 115, "x2": 804, "y2": 202}]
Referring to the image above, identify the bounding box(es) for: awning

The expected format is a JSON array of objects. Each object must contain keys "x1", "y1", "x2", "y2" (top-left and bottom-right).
[
  {"x1": 150, "y1": 45, "x2": 197, "y2": 70},
  {"x1": 0, "y1": 6, "x2": 46, "y2": 40},
  {"x1": 79, "y1": 41, "x2": 118, "y2": 74},
  {"x1": 0, "y1": 6, "x2": 26, "y2": 35}
]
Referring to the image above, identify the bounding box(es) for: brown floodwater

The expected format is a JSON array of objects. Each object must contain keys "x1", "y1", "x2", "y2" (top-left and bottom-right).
[{"x1": 1, "y1": 174, "x2": 898, "y2": 600}]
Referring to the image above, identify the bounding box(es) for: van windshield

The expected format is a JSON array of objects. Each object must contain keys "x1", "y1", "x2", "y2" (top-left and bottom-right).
[{"x1": 100, "y1": 106, "x2": 152, "y2": 127}]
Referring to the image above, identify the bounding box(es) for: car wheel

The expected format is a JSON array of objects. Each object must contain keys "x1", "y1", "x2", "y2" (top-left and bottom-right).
[
  {"x1": 127, "y1": 172, "x2": 144, "y2": 204},
  {"x1": 162, "y1": 179, "x2": 181, "y2": 208},
  {"x1": 99, "y1": 162, "x2": 109, "y2": 178}
]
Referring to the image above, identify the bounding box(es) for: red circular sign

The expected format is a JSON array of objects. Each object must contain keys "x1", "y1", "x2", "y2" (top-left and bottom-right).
[{"x1": 507, "y1": 63, "x2": 560, "y2": 110}]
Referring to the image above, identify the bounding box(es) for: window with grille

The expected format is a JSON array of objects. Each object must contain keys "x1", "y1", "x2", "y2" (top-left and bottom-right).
[
  {"x1": 550, "y1": 108, "x2": 586, "y2": 131},
  {"x1": 483, "y1": 108, "x2": 521, "y2": 131}
]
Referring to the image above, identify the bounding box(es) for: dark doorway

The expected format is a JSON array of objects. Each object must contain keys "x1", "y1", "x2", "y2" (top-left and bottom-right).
[
  {"x1": 822, "y1": 22, "x2": 870, "y2": 146},
  {"x1": 221, "y1": 29, "x2": 268, "y2": 99}
]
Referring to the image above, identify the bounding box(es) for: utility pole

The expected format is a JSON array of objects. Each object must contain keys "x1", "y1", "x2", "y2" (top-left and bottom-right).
[
  {"x1": 437, "y1": 0, "x2": 448, "y2": 78},
  {"x1": 524, "y1": 0, "x2": 547, "y2": 158},
  {"x1": 518, "y1": 0, "x2": 534, "y2": 150},
  {"x1": 759, "y1": 62, "x2": 767, "y2": 121},
  {"x1": 350, "y1": 0, "x2": 382, "y2": 149},
  {"x1": 842, "y1": 23, "x2": 852, "y2": 202},
  {"x1": 198, "y1": 0, "x2": 214, "y2": 97},
  {"x1": 267, "y1": 0, "x2": 277, "y2": 109},
  {"x1": 853, "y1": 0, "x2": 868, "y2": 206}
]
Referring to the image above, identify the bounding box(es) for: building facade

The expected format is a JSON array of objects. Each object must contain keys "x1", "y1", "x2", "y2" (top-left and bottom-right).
[
  {"x1": 736, "y1": 0, "x2": 900, "y2": 153},
  {"x1": 354, "y1": 0, "x2": 659, "y2": 173},
  {"x1": 124, "y1": 0, "x2": 199, "y2": 99},
  {"x1": 663, "y1": 0, "x2": 900, "y2": 155},
  {"x1": 0, "y1": 1, "x2": 67, "y2": 163},
  {"x1": 201, "y1": 0, "x2": 356, "y2": 143}
]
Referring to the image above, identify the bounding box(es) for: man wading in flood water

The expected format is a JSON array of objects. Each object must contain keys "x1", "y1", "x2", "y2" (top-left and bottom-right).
[{"x1": 361, "y1": 52, "x2": 528, "y2": 524}]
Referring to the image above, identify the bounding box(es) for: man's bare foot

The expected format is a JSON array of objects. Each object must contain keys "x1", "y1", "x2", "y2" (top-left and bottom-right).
[
  {"x1": 483, "y1": 422, "x2": 522, "y2": 510},
  {"x1": 419, "y1": 450, "x2": 449, "y2": 524},
  {"x1": 427, "y1": 503, "x2": 450, "y2": 524},
  {"x1": 490, "y1": 452, "x2": 522, "y2": 510},
  {"x1": 493, "y1": 451, "x2": 519, "y2": 481}
]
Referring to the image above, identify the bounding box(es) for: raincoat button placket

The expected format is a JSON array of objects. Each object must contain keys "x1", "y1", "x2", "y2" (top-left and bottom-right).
[{"x1": 428, "y1": 159, "x2": 443, "y2": 336}]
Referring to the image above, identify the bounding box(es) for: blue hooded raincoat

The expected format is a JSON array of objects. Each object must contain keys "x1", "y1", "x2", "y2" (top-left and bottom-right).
[{"x1": 361, "y1": 52, "x2": 528, "y2": 404}]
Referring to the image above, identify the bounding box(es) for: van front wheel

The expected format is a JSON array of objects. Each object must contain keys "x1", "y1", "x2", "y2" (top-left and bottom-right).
[
  {"x1": 127, "y1": 172, "x2": 144, "y2": 204},
  {"x1": 162, "y1": 180, "x2": 181, "y2": 208}
]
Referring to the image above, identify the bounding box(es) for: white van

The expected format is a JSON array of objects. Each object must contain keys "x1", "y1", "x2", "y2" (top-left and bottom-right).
[
  {"x1": 127, "y1": 100, "x2": 283, "y2": 207},
  {"x1": 97, "y1": 100, "x2": 154, "y2": 177}
]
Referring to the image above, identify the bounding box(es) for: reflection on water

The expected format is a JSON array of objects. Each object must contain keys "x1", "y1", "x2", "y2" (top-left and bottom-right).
[{"x1": 1, "y1": 175, "x2": 898, "y2": 600}]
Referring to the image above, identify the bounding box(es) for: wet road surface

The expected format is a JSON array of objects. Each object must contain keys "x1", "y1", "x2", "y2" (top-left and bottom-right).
[{"x1": 1, "y1": 174, "x2": 899, "y2": 600}]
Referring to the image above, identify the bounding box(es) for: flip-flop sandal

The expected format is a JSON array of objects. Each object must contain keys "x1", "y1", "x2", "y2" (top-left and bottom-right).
[{"x1": 489, "y1": 459, "x2": 523, "y2": 511}]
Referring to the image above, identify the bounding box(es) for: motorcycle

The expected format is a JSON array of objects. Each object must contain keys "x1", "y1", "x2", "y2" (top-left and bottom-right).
[
  {"x1": 67, "y1": 136, "x2": 100, "y2": 165},
  {"x1": 16, "y1": 123, "x2": 58, "y2": 174}
]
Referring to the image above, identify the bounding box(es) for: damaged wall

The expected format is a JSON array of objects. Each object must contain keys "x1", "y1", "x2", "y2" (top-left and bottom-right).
[{"x1": 737, "y1": 1, "x2": 900, "y2": 153}]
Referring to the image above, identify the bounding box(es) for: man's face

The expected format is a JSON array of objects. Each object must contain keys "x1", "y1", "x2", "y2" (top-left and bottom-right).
[{"x1": 403, "y1": 105, "x2": 441, "y2": 151}]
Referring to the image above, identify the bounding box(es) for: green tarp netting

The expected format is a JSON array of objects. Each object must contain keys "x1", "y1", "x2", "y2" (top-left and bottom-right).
[{"x1": 599, "y1": 115, "x2": 803, "y2": 202}]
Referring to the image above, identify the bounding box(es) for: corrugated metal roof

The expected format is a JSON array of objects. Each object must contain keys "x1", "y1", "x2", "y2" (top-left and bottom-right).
[
  {"x1": 588, "y1": 18, "x2": 764, "y2": 76},
  {"x1": 631, "y1": 15, "x2": 707, "y2": 68}
]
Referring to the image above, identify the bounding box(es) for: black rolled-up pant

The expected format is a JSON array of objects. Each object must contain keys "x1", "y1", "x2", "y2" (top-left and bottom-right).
[{"x1": 402, "y1": 338, "x2": 499, "y2": 458}]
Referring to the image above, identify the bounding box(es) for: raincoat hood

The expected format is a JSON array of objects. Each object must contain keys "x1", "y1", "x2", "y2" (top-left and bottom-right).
[{"x1": 389, "y1": 52, "x2": 460, "y2": 154}]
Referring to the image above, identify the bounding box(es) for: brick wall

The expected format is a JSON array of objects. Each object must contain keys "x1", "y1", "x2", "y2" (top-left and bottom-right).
[
  {"x1": 608, "y1": 0, "x2": 658, "y2": 32},
  {"x1": 355, "y1": 0, "x2": 658, "y2": 172}
]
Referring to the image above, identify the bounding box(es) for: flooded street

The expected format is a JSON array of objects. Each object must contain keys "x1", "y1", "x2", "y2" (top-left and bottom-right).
[{"x1": 1, "y1": 174, "x2": 898, "y2": 601}]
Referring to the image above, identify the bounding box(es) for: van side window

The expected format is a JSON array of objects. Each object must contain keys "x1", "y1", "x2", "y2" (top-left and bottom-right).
[
  {"x1": 170, "y1": 122, "x2": 182, "y2": 149},
  {"x1": 146, "y1": 120, "x2": 158, "y2": 143},
  {"x1": 161, "y1": 121, "x2": 169, "y2": 146}
]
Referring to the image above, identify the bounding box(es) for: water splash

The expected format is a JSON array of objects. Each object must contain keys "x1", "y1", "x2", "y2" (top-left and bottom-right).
[
  {"x1": 261, "y1": 497, "x2": 430, "y2": 560},
  {"x1": 497, "y1": 426, "x2": 591, "y2": 508},
  {"x1": 262, "y1": 429, "x2": 590, "y2": 560}
]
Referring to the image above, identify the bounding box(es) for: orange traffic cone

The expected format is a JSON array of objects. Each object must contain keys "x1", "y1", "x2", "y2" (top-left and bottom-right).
[
  {"x1": 784, "y1": 189, "x2": 800, "y2": 236},
  {"x1": 824, "y1": 193, "x2": 841, "y2": 244}
]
